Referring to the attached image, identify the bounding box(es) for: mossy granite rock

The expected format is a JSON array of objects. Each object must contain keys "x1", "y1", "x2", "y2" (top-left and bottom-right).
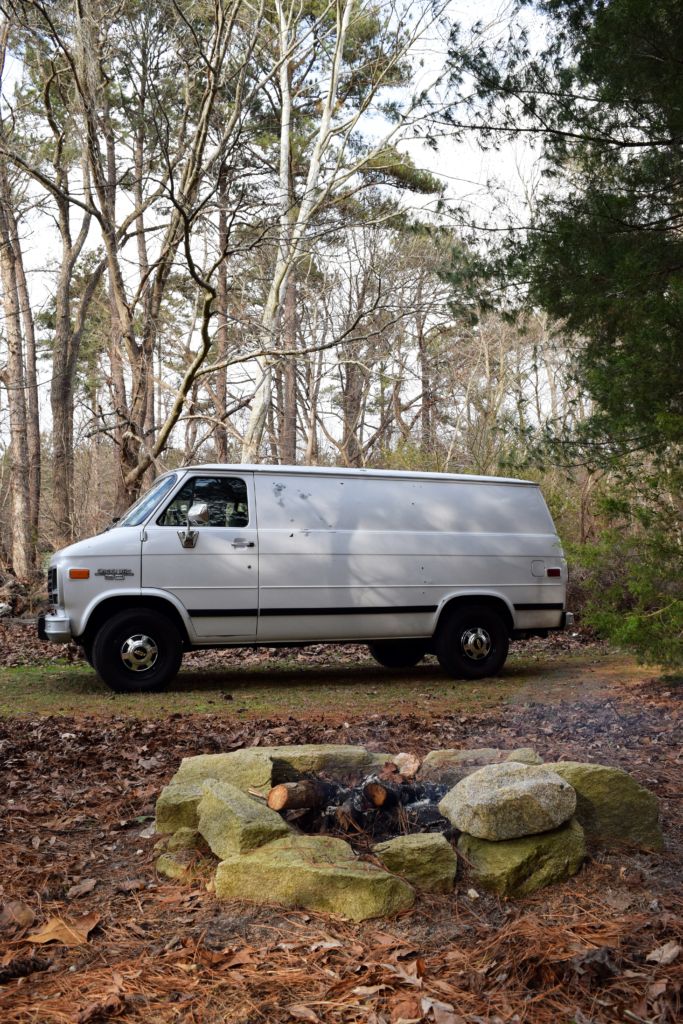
[
  {"x1": 458, "y1": 818, "x2": 586, "y2": 896},
  {"x1": 439, "y1": 762, "x2": 576, "y2": 840},
  {"x1": 547, "y1": 762, "x2": 664, "y2": 851},
  {"x1": 215, "y1": 834, "x2": 415, "y2": 921},
  {"x1": 155, "y1": 781, "x2": 206, "y2": 833},
  {"x1": 420, "y1": 748, "x2": 542, "y2": 786},
  {"x1": 374, "y1": 834, "x2": 456, "y2": 893},
  {"x1": 197, "y1": 780, "x2": 291, "y2": 858},
  {"x1": 172, "y1": 744, "x2": 385, "y2": 796},
  {"x1": 156, "y1": 850, "x2": 196, "y2": 880},
  {"x1": 167, "y1": 827, "x2": 203, "y2": 852}
]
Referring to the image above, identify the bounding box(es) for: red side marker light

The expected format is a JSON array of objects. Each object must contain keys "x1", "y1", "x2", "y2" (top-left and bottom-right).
[{"x1": 547, "y1": 568, "x2": 561, "y2": 578}]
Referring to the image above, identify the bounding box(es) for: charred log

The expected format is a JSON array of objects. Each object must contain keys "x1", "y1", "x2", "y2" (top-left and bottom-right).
[
  {"x1": 267, "y1": 780, "x2": 342, "y2": 811},
  {"x1": 363, "y1": 779, "x2": 448, "y2": 809}
]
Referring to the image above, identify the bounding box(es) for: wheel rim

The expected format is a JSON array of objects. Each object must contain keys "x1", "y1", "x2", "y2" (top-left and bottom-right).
[
  {"x1": 460, "y1": 626, "x2": 492, "y2": 661},
  {"x1": 120, "y1": 634, "x2": 159, "y2": 673}
]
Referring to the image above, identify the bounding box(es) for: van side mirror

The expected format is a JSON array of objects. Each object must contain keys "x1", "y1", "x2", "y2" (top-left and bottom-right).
[{"x1": 187, "y1": 502, "x2": 209, "y2": 526}]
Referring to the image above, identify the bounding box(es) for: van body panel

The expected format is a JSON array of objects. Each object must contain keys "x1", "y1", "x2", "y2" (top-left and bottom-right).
[{"x1": 253, "y1": 471, "x2": 563, "y2": 642}]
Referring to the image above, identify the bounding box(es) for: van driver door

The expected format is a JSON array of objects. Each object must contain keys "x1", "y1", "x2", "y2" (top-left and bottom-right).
[{"x1": 141, "y1": 473, "x2": 258, "y2": 639}]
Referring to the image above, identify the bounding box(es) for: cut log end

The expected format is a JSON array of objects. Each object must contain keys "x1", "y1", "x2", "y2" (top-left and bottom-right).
[
  {"x1": 266, "y1": 784, "x2": 292, "y2": 811},
  {"x1": 364, "y1": 781, "x2": 390, "y2": 807},
  {"x1": 266, "y1": 780, "x2": 338, "y2": 812}
]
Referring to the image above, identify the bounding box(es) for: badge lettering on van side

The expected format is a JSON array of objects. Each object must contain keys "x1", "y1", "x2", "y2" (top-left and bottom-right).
[{"x1": 95, "y1": 569, "x2": 134, "y2": 581}]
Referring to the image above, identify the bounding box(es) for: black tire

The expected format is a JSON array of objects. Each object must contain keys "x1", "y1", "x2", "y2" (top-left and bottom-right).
[
  {"x1": 367, "y1": 640, "x2": 427, "y2": 669},
  {"x1": 91, "y1": 608, "x2": 183, "y2": 693},
  {"x1": 435, "y1": 604, "x2": 509, "y2": 679},
  {"x1": 80, "y1": 642, "x2": 94, "y2": 668}
]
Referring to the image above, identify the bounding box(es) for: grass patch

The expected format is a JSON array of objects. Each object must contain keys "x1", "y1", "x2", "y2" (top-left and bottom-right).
[{"x1": 0, "y1": 648, "x2": 646, "y2": 719}]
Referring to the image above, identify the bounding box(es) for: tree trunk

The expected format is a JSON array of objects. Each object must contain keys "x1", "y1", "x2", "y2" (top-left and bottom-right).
[
  {"x1": 214, "y1": 170, "x2": 230, "y2": 462},
  {"x1": 280, "y1": 271, "x2": 298, "y2": 464},
  {"x1": 11, "y1": 216, "x2": 40, "y2": 549},
  {"x1": 0, "y1": 161, "x2": 33, "y2": 576}
]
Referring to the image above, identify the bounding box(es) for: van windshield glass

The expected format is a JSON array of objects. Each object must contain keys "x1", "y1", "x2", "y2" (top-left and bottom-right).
[{"x1": 117, "y1": 474, "x2": 179, "y2": 527}]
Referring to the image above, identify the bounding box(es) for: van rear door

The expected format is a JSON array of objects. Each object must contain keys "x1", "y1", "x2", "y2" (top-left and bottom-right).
[{"x1": 141, "y1": 472, "x2": 258, "y2": 639}]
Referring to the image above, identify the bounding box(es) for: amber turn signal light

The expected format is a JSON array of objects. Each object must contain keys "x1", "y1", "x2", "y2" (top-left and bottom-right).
[{"x1": 68, "y1": 568, "x2": 90, "y2": 580}]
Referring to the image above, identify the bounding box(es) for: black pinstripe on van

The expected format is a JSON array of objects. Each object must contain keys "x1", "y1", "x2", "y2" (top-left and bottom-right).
[{"x1": 188, "y1": 604, "x2": 437, "y2": 617}]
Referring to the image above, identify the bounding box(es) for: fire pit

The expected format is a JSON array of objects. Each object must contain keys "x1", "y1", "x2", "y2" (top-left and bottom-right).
[{"x1": 153, "y1": 744, "x2": 663, "y2": 921}]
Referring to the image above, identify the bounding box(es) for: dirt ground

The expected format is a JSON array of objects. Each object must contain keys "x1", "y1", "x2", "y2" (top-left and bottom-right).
[{"x1": 0, "y1": 631, "x2": 681, "y2": 1024}]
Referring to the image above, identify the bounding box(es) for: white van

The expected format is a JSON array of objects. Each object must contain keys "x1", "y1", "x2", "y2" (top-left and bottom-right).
[{"x1": 39, "y1": 465, "x2": 572, "y2": 692}]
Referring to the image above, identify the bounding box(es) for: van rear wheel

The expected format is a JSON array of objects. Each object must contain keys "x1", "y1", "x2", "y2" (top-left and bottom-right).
[
  {"x1": 367, "y1": 640, "x2": 427, "y2": 669},
  {"x1": 91, "y1": 609, "x2": 183, "y2": 693},
  {"x1": 435, "y1": 605, "x2": 509, "y2": 679}
]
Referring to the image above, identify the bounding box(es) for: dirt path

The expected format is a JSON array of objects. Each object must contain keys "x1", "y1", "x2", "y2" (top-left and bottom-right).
[{"x1": 0, "y1": 643, "x2": 681, "y2": 1023}]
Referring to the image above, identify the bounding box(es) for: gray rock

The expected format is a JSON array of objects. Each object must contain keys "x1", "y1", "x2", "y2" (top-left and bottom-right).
[
  {"x1": 155, "y1": 781, "x2": 205, "y2": 833},
  {"x1": 197, "y1": 780, "x2": 291, "y2": 858},
  {"x1": 420, "y1": 747, "x2": 542, "y2": 786},
  {"x1": 439, "y1": 762, "x2": 576, "y2": 840},
  {"x1": 172, "y1": 744, "x2": 381, "y2": 796},
  {"x1": 458, "y1": 818, "x2": 586, "y2": 896},
  {"x1": 546, "y1": 762, "x2": 664, "y2": 851},
  {"x1": 215, "y1": 834, "x2": 415, "y2": 921},
  {"x1": 374, "y1": 833, "x2": 456, "y2": 893}
]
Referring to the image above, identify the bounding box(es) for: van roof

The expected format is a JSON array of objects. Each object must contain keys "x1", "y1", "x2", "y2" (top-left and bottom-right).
[{"x1": 176, "y1": 464, "x2": 536, "y2": 486}]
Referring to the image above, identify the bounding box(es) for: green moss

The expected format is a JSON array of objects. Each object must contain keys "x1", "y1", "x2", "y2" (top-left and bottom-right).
[
  {"x1": 547, "y1": 762, "x2": 663, "y2": 851},
  {"x1": 458, "y1": 818, "x2": 586, "y2": 896},
  {"x1": 215, "y1": 835, "x2": 415, "y2": 921}
]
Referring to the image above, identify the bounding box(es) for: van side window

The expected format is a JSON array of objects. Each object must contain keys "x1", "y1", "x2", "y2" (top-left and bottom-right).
[{"x1": 157, "y1": 476, "x2": 249, "y2": 527}]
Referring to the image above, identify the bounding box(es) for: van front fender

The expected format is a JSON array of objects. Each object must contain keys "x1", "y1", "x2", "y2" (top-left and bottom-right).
[{"x1": 75, "y1": 589, "x2": 194, "y2": 644}]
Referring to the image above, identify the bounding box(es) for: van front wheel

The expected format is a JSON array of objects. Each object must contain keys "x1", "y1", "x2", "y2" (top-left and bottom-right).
[
  {"x1": 367, "y1": 640, "x2": 427, "y2": 669},
  {"x1": 91, "y1": 609, "x2": 183, "y2": 693},
  {"x1": 435, "y1": 605, "x2": 509, "y2": 679}
]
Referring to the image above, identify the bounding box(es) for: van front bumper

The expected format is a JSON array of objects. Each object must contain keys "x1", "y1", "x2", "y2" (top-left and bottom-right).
[{"x1": 38, "y1": 611, "x2": 73, "y2": 644}]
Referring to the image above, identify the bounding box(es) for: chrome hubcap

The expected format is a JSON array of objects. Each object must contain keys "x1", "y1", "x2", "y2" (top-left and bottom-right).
[
  {"x1": 120, "y1": 634, "x2": 158, "y2": 672},
  {"x1": 461, "y1": 627, "x2": 492, "y2": 661}
]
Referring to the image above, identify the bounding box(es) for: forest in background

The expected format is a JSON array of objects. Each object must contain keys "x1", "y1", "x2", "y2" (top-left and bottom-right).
[{"x1": 0, "y1": 0, "x2": 680, "y2": 666}]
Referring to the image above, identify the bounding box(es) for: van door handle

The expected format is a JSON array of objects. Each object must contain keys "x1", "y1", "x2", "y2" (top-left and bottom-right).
[{"x1": 231, "y1": 539, "x2": 255, "y2": 548}]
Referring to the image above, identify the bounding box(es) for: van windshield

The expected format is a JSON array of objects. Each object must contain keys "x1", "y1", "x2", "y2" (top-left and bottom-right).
[{"x1": 117, "y1": 473, "x2": 179, "y2": 527}]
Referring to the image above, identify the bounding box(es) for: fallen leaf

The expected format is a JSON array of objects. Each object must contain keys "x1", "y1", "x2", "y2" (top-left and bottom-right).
[
  {"x1": 646, "y1": 941, "x2": 680, "y2": 966},
  {"x1": 570, "y1": 946, "x2": 619, "y2": 980},
  {"x1": 0, "y1": 899, "x2": 35, "y2": 934},
  {"x1": 309, "y1": 938, "x2": 342, "y2": 952},
  {"x1": 116, "y1": 879, "x2": 145, "y2": 894},
  {"x1": 223, "y1": 947, "x2": 256, "y2": 968},
  {"x1": 383, "y1": 959, "x2": 424, "y2": 988},
  {"x1": 603, "y1": 892, "x2": 634, "y2": 913},
  {"x1": 391, "y1": 992, "x2": 422, "y2": 1022},
  {"x1": 353, "y1": 984, "x2": 390, "y2": 996},
  {"x1": 288, "y1": 1005, "x2": 321, "y2": 1022},
  {"x1": 421, "y1": 996, "x2": 463, "y2": 1024},
  {"x1": 372, "y1": 932, "x2": 402, "y2": 948},
  {"x1": 27, "y1": 911, "x2": 100, "y2": 947},
  {"x1": 648, "y1": 979, "x2": 668, "y2": 999},
  {"x1": 67, "y1": 878, "x2": 97, "y2": 899},
  {"x1": 74, "y1": 992, "x2": 125, "y2": 1023}
]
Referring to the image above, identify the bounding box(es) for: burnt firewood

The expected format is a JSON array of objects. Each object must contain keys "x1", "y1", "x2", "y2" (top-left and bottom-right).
[
  {"x1": 362, "y1": 779, "x2": 448, "y2": 809},
  {"x1": 267, "y1": 780, "x2": 343, "y2": 811},
  {"x1": 400, "y1": 799, "x2": 453, "y2": 833}
]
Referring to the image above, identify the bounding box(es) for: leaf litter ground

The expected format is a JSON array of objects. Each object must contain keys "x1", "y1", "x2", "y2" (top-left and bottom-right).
[{"x1": 0, "y1": 639, "x2": 681, "y2": 1024}]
